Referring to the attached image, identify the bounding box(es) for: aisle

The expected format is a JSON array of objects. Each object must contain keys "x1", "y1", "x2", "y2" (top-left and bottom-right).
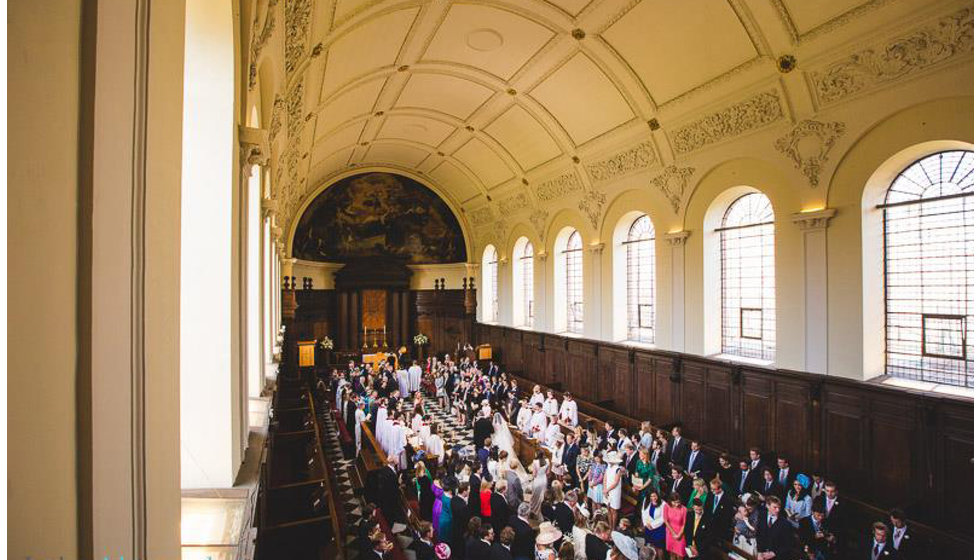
[{"x1": 396, "y1": 394, "x2": 476, "y2": 457}]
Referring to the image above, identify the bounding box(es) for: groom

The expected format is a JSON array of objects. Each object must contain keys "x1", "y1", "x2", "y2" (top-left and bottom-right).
[{"x1": 473, "y1": 409, "x2": 494, "y2": 451}]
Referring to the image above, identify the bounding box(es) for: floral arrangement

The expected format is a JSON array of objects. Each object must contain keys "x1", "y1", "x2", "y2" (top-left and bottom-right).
[
  {"x1": 319, "y1": 336, "x2": 334, "y2": 350},
  {"x1": 413, "y1": 333, "x2": 429, "y2": 346},
  {"x1": 276, "y1": 324, "x2": 285, "y2": 344}
]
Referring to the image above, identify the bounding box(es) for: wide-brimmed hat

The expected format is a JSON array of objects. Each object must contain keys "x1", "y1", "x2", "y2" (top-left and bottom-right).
[
  {"x1": 604, "y1": 451, "x2": 623, "y2": 464},
  {"x1": 535, "y1": 522, "x2": 563, "y2": 545},
  {"x1": 611, "y1": 531, "x2": 639, "y2": 560},
  {"x1": 434, "y1": 543, "x2": 451, "y2": 559}
]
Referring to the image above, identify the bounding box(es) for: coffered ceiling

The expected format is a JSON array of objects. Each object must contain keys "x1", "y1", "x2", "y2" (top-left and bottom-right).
[{"x1": 247, "y1": 0, "x2": 973, "y2": 242}]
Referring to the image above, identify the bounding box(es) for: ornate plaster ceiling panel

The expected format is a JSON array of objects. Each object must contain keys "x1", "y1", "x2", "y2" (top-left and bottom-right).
[
  {"x1": 333, "y1": 0, "x2": 373, "y2": 24},
  {"x1": 377, "y1": 114, "x2": 455, "y2": 147},
  {"x1": 363, "y1": 142, "x2": 430, "y2": 168},
  {"x1": 395, "y1": 73, "x2": 496, "y2": 120},
  {"x1": 530, "y1": 53, "x2": 635, "y2": 145},
  {"x1": 313, "y1": 78, "x2": 385, "y2": 140},
  {"x1": 308, "y1": 147, "x2": 355, "y2": 186},
  {"x1": 422, "y1": 4, "x2": 555, "y2": 80},
  {"x1": 453, "y1": 138, "x2": 515, "y2": 188},
  {"x1": 602, "y1": 0, "x2": 757, "y2": 103},
  {"x1": 484, "y1": 105, "x2": 562, "y2": 170},
  {"x1": 319, "y1": 8, "x2": 418, "y2": 97},
  {"x1": 779, "y1": 0, "x2": 873, "y2": 35},
  {"x1": 545, "y1": 0, "x2": 592, "y2": 17},
  {"x1": 429, "y1": 161, "x2": 483, "y2": 202},
  {"x1": 311, "y1": 120, "x2": 364, "y2": 162}
]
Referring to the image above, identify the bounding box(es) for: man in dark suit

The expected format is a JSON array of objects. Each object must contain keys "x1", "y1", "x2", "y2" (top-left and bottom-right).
[
  {"x1": 562, "y1": 433, "x2": 581, "y2": 486},
  {"x1": 585, "y1": 520, "x2": 612, "y2": 560},
  {"x1": 490, "y1": 480, "x2": 511, "y2": 537},
  {"x1": 683, "y1": 500, "x2": 711, "y2": 559},
  {"x1": 623, "y1": 442, "x2": 640, "y2": 476},
  {"x1": 704, "y1": 478, "x2": 735, "y2": 538},
  {"x1": 685, "y1": 440, "x2": 708, "y2": 478},
  {"x1": 747, "y1": 447, "x2": 767, "y2": 493},
  {"x1": 774, "y1": 455, "x2": 796, "y2": 490},
  {"x1": 735, "y1": 458, "x2": 753, "y2": 495},
  {"x1": 667, "y1": 425, "x2": 689, "y2": 465},
  {"x1": 759, "y1": 468, "x2": 785, "y2": 499},
  {"x1": 755, "y1": 496, "x2": 795, "y2": 560},
  {"x1": 410, "y1": 521, "x2": 437, "y2": 560},
  {"x1": 553, "y1": 489, "x2": 577, "y2": 535},
  {"x1": 798, "y1": 504, "x2": 837, "y2": 559},
  {"x1": 489, "y1": 526, "x2": 515, "y2": 560},
  {"x1": 819, "y1": 481, "x2": 846, "y2": 535},
  {"x1": 468, "y1": 465, "x2": 483, "y2": 518},
  {"x1": 474, "y1": 413, "x2": 494, "y2": 452},
  {"x1": 868, "y1": 521, "x2": 897, "y2": 560},
  {"x1": 376, "y1": 456, "x2": 404, "y2": 524},
  {"x1": 487, "y1": 361, "x2": 500, "y2": 378},
  {"x1": 450, "y1": 483, "x2": 471, "y2": 559},
  {"x1": 465, "y1": 524, "x2": 494, "y2": 560},
  {"x1": 888, "y1": 508, "x2": 918, "y2": 559},
  {"x1": 507, "y1": 503, "x2": 534, "y2": 560},
  {"x1": 666, "y1": 465, "x2": 692, "y2": 503}
]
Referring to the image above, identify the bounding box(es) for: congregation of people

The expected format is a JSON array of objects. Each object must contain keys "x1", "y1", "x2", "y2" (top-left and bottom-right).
[{"x1": 325, "y1": 350, "x2": 920, "y2": 560}]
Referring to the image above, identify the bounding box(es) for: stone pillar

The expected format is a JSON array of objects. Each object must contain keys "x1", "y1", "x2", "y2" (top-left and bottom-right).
[
  {"x1": 535, "y1": 250, "x2": 549, "y2": 331},
  {"x1": 587, "y1": 242, "x2": 605, "y2": 339},
  {"x1": 664, "y1": 231, "x2": 690, "y2": 352},
  {"x1": 792, "y1": 209, "x2": 836, "y2": 374}
]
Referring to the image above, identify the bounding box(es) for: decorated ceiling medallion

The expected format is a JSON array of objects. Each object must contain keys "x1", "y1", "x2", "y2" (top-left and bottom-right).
[
  {"x1": 777, "y1": 54, "x2": 797, "y2": 73},
  {"x1": 437, "y1": 151, "x2": 446, "y2": 156},
  {"x1": 521, "y1": 178, "x2": 529, "y2": 185},
  {"x1": 647, "y1": 118, "x2": 661, "y2": 131},
  {"x1": 398, "y1": 65, "x2": 410, "y2": 72},
  {"x1": 571, "y1": 28, "x2": 586, "y2": 40},
  {"x1": 360, "y1": 141, "x2": 369, "y2": 146},
  {"x1": 465, "y1": 28, "x2": 504, "y2": 52},
  {"x1": 375, "y1": 111, "x2": 385, "y2": 117},
  {"x1": 506, "y1": 88, "x2": 517, "y2": 96},
  {"x1": 572, "y1": 155, "x2": 581, "y2": 163},
  {"x1": 465, "y1": 125, "x2": 475, "y2": 132}
]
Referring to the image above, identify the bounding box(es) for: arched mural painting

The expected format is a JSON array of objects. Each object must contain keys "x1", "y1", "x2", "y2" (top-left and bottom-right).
[{"x1": 292, "y1": 172, "x2": 467, "y2": 264}]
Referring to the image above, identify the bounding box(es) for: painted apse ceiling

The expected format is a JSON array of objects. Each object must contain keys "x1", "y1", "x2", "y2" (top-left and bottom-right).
[{"x1": 247, "y1": 0, "x2": 974, "y2": 256}]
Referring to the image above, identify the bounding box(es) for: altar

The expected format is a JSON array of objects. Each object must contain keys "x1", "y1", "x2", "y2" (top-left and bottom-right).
[{"x1": 362, "y1": 352, "x2": 394, "y2": 369}]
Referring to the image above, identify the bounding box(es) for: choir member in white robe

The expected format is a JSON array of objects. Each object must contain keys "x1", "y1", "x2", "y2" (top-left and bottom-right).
[
  {"x1": 412, "y1": 412, "x2": 424, "y2": 434},
  {"x1": 396, "y1": 369, "x2": 410, "y2": 398},
  {"x1": 354, "y1": 403, "x2": 368, "y2": 453},
  {"x1": 526, "y1": 404, "x2": 548, "y2": 440},
  {"x1": 516, "y1": 402, "x2": 532, "y2": 434},
  {"x1": 375, "y1": 405, "x2": 390, "y2": 452},
  {"x1": 408, "y1": 361, "x2": 423, "y2": 394},
  {"x1": 335, "y1": 378, "x2": 349, "y2": 411},
  {"x1": 425, "y1": 429, "x2": 445, "y2": 465},
  {"x1": 543, "y1": 416, "x2": 563, "y2": 450},
  {"x1": 543, "y1": 391, "x2": 559, "y2": 417},
  {"x1": 529, "y1": 385, "x2": 545, "y2": 408},
  {"x1": 558, "y1": 394, "x2": 578, "y2": 427},
  {"x1": 394, "y1": 422, "x2": 411, "y2": 469}
]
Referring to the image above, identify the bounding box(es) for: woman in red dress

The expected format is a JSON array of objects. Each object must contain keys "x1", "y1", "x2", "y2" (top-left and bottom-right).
[{"x1": 663, "y1": 492, "x2": 687, "y2": 559}]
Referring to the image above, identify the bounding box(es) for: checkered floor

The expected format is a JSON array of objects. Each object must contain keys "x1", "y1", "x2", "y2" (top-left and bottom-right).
[{"x1": 397, "y1": 395, "x2": 476, "y2": 456}]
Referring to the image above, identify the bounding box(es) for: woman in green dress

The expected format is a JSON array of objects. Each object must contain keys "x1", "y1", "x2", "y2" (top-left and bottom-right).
[
  {"x1": 632, "y1": 447, "x2": 660, "y2": 501},
  {"x1": 686, "y1": 477, "x2": 708, "y2": 509}
]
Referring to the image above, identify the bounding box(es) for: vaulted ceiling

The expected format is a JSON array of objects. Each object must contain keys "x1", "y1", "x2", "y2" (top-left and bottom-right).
[{"x1": 247, "y1": 0, "x2": 973, "y2": 247}]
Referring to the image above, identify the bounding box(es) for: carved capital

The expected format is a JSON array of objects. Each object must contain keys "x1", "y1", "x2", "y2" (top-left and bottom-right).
[
  {"x1": 497, "y1": 256, "x2": 509, "y2": 266},
  {"x1": 791, "y1": 208, "x2": 837, "y2": 231},
  {"x1": 536, "y1": 250, "x2": 549, "y2": 262},
  {"x1": 664, "y1": 230, "x2": 691, "y2": 246},
  {"x1": 588, "y1": 242, "x2": 605, "y2": 256},
  {"x1": 239, "y1": 125, "x2": 270, "y2": 168}
]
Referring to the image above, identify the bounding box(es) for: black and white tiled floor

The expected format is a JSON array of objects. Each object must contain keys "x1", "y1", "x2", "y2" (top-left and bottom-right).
[{"x1": 396, "y1": 396, "x2": 476, "y2": 457}]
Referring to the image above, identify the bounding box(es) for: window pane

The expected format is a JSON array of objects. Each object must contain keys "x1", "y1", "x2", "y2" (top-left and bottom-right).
[
  {"x1": 884, "y1": 150, "x2": 974, "y2": 387},
  {"x1": 489, "y1": 248, "x2": 498, "y2": 322},
  {"x1": 522, "y1": 242, "x2": 535, "y2": 328},
  {"x1": 721, "y1": 193, "x2": 775, "y2": 361},
  {"x1": 566, "y1": 231, "x2": 583, "y2": 333},
  {"x1": 626, "y1": 215, "x2": 656, "y2": 343}
]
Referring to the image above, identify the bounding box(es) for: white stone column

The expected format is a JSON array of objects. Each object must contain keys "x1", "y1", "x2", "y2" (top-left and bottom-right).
[
  {"x1": 535, "y1": 250, "x2": 549, "y2": 331},
  {"x1": 587, "y1": 243, "x2": 605, "y2": 339},
  {"x1": 792, "y1": 209, "x2": 836, "y2": 374},
  {"x1": 664, "y1": 231, "x2": 690, "y2": 352},
  {"x1": 498, "y1": 255, "x2": 512, "y2": 326}
]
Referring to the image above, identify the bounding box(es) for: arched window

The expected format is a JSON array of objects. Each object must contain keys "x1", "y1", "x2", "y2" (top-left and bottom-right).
[
  {"x1": 521, "y1": 241, "x2": 535, "y2": 327},
  {"x1": 882, "y1": 150, "x2": 974, "y2": 387},
  {"x1": 563, "y1": 231, "x2": 584, "y2": 333},
  {"x1": 719, "y1": 192, "x2": 775, "y2": 361},
  {"x1": 625, "y1": 215, "x2": 656, "y2": 343},
  {"x1": 482, "y1": 246, "x2": 499, "y2": 323}
]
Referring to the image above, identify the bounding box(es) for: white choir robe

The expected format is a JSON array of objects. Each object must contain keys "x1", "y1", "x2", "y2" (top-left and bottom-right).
[
  {"x1": 426, "y1": 434, "x2": 445, "y2": 464},
  {"x1": 408, "y1": 365, "x2": 423, "y2": 393},
  {"x1": 412, "y1": 414, "x2": 424, "y2": 434},
  {"x1": 396, "y1": 369, "x2": 410, "y2": 397},
  {"x1": 529, "y1": 392, "x2": 545, "y2": 407},
  {"x1": 526, "y1": 411, "x2": 548, "y2": 440},
  {"x1": 559, "y1": 399, "x2": 578, "y2": 427},
  {"x1": 354, "y1": 408, "x2": 367, "y2": 452},
  {"x1": 543, "y1": 398, "x2": 559, "y2": 417},
  {"x1": 395, "y1": 425, "x2": 410, "y2": 469},
  {"x1": 335, "y1": 380, "x2": 348, "y2": 411},
  {"x1": 544, "y1": 421, "x2": 563, "y2": 450},
  {"x1": 516, "y1": 407, "x2": 532, "y2": 434}
]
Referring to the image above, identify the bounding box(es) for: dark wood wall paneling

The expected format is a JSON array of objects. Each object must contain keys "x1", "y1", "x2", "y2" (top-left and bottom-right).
[{"x1": 475, "y1": 322, "x2": 973, "y2": 546}]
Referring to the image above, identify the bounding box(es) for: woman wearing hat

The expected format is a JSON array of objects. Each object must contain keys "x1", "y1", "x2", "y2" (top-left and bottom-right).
[
  {"x1": 535, "y1": 522, "x2": 563, "y2": 560},
  {"x1": 784, "y1": 474, "x2": 812, "y2": 528},
  {"x1": 602, "y1": 451, "x2": 624, "y2": 527}
]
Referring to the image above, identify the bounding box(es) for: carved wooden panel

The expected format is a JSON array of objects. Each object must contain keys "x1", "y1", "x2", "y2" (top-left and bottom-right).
[
  {"x1": 742, "y1": 375, "x2": 773, "y2": 451},
  {"x1": 680, "y1": 363, "x2": 705, "y2": 439},
  {"x1": 634, "y1": 352, "x2": 657, "y2": 421},
  {"x1": 652, "y1": 356, "x2": 675, "y2": 426},
  {"x1": 597, "y1": 346, "x2": 632, "y2": 413}
]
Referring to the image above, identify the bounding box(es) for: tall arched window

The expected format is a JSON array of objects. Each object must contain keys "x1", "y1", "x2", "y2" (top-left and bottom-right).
[
  {"x1": 563, "y1": 231, "x2": 584, "y2": 333},
  {"x1": 625, "y1": 215, "x2": 656, "y2": 343},
  {"x1": 482, "y1": 245, "x2": 499, "y2": 323},
  {"x1": 521, "y1": 241, "x2": 535, "y2": 327},
  {"x1": 719, "y1": 192, "x2": 775, "y2": 361},
  {"x1": 882, "y1": 150, "x2": 974, "y2": 387}
]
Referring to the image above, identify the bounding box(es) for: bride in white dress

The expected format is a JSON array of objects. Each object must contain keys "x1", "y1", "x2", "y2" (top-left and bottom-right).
[{"x1": 491, "y1": 412, "x2": 528, "y2": 479}]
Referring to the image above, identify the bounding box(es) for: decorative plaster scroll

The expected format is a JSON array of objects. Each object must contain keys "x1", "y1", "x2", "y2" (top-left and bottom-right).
[
  {"x1": 585, "y1": 141, "x2": 658, "y2": 183},
  {"x1": 284, "y1": 0, "x2": 312, "y2": 76},
  {"x1": 529, "y1": 209, "x2": 549, "y2": 239},
  {"x1": 496, "y1": 192, "x2": 531, "y2": 215},
  {"x1": 669, "y1": 90, "x2": 784, "y2": 154},
  {"x1": 534, "y1": 172, "x2": 582, "y2": 202},
  {"x1": 269, "y1": 94, "x2": 285, "y2": 139},
  {"x1": 470, "y1": 206, "x2": 496, "y2": 226},
  {"x1": 775, "y1": 119, "x2": 846, "y2": 187},
  {"x1": 649, "y1": 165, "x2": 695, "y2": 214},
  {"x1": 248, "y1": 0, "x2": 279, "y2": 90},
  {"x1": 577, "y1": 190, "x2": 607, "y2": 229},
  {"x1": 811, "y1": 8, "x2": 973, "y2": 105}
]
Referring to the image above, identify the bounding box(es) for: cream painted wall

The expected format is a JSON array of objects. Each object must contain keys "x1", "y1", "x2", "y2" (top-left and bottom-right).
[{"x1": 9, "y1": 2, "x2": 81, "y2": 556}]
